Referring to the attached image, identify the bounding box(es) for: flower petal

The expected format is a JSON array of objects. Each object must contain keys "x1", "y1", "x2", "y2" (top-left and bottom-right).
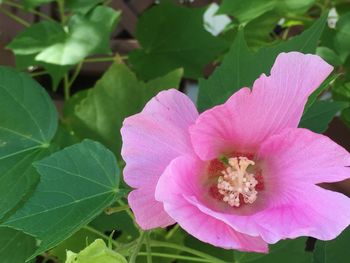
[
  {"x1": 128, "y1": 187, "x2": 175, "y2": 229},
  {"x1": 155, "y1": 155, "x2": 268, "y2": 252},
  {"x1": 121, "y1": 89, "x2": 198, "y2": 229},
  {"x1": 252, "y1": 185, "x2": 350, "y2": 243},
  {"x1": 190, "y1": 52, "x2": 333, "y2": 160},
  {"x1": 257, "y1": 128, "x2": 350, "y2": 184},
  {"x1": 252, "y1": 128, "x2": 350, "y2": 243}
]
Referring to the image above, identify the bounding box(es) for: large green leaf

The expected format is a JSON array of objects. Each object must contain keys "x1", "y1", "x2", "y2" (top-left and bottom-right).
[
  {"x1": 64, "y1": 62, "x2": 183, "y2": 157},
  {"x1": 313, "y1": 226, "x2": 350, "y2": 263},
  {"x1": 36, "y1": 6, "x2": 120, "y2": 65},
  {"x1": 0, "y1": 226, "x2": 37, "y2": 263},
  {"x1": 299, "y1": 100, "x2": 349, "y2": 133},
  {"x1": 6, "y1": 21, "x2": 65, "y2": 56},
  {"x1": 334, "y1": 12, "x2": 350, "y2": 61},
  {"x1": 66, "y1": 0, "x2": 104, "y2": 14},
  {"x1": 129, "y1": 0, "x2": 228, "y2": 80},
  {"x1": 4, "y1": 139, "x2": 121, "y2": 259},
  {"x1": 198, "y1": 15, "x2": 327, "y2": 111},
  {"x1": 218, "y1": 0, "x2": 315, "y2": 24},
  {"x1": 0, "y1": 66, "x2": 57, "y2": 220}
]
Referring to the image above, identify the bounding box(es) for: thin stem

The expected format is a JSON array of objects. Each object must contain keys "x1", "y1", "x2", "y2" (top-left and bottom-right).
[
  {"x1": 129, "y1": 231, "x2": 146, "y2": 263},
  {"x1": 150, "y1": 240, "x2": 227, "y2": 263},
  {"x1": 3, "y1": 0, "x2": 54, "y2": 21},
  {"x1": 57, "y1": 0, "x2": 66, "y2": 24},
  {"x1": 84, "y1": 56, "x2": 128, "y2": 63},
  {"x1": 63, "y1": 74, "x2": 70, "y2": 100},
  {"x1": 0, "y1": 7, "x2": 30, "y2": 27},
  {"x1": 105, "y1": 204, "x2": 129, "y2": 215},
  {"x1": 138, "y1": 252, "x2": 212, "y2": 263},
  {"x1": 145, "y1": 232, "x2": 152, "y2": 263},
  {"x1": 84, "y1": 57, "x2": 116, "y2": 63},
  {"x1": 165, "y1": 224, "x2": 180, "y2": 240},
  {"x1": 30, "y1": 70, "x2": 48, "y2": 77},
  {"x1": 67, "y1": 61, "x2": 83, "y2": 88}
]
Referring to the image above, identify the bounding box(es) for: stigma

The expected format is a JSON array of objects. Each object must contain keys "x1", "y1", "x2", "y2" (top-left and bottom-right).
[{"x1": 217, "y1": 157, "x2": 258, "y2": 207}]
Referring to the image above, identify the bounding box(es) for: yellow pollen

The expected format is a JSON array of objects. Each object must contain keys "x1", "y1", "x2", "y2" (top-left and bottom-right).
[{"x1": 217, "y1": 157, "x2": 258, "y2": 207}]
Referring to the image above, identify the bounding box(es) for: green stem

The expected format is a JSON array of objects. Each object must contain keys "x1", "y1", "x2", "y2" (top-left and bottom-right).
[
  {"x1": 105, "y1": 204, "x2": 129, "y2": 215},
  {"x1": 30, "y1": 71, "x2": 48, "y2": 77},
  {"x1": 138, "y1": 252, "x2": 212, "y2": 263},
  {"x1": 57, "y1": 0, "x2": 66, "y2": 24},
  {"x1": 3, "y1": 0, "x2": 54, "y2": 21},
  {"x1": 150, "y1": 240, "x2": 227, "y2": 263},
  {"x1": 63, "y1": 74, "x2": 70, "y2": 100},
  {"x1": 129, "y1": 231, "x2": 146, "y2": 263},
  {"x1": 145, "y1": 232, "x2": 152, "y2": 263},
  {"x1": 67, "y1": 61, "x2": 83, "y2": 88},
  {"x1": 0, "y1": 7, "x2": 30, "y2": 27},
  {"x1": 165, "y1": 224, "x2": 180, "y2": 240},
  {"x1": 84, "y1": 57, "x2": 116, "y2": 63}
]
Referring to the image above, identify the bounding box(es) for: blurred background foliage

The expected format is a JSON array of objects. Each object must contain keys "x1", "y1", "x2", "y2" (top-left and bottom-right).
[{"x1": 0, "y1": 0, "x2": 350, "y2": 262}]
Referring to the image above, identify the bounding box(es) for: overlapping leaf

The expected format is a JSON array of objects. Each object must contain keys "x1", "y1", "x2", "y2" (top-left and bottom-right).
[
  {"x1": 0, "y1": 66, "x2": 57, "y2": 220},
  {"x1": 198, "y1": 15, "x2": 327, "y2": 111},
  {"x1": 64, "y1": 62, "x2": 183, "y2": 156},
  {"x1": 129, "y1": 0, "x2": 228, "y2": 80},
  {"x1": 4, "y1": 139, "x2": 121, "y2": 259}
]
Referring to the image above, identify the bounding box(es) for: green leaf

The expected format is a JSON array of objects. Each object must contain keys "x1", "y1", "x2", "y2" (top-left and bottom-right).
[
  {"x1": 66, "y1": 0, "x2": 104, "y2": 14},
  {"x1": 6, "y1": 21, "x2": 65, "y2": 56},
  {"x1": 304, "y1": 74, "x2": 339, "y2": 112},
  {"x1": 0, "y1": 66, "x2": 57, "y2": 219},
  {"x1": 64, "y1": 62, "x2": 183, "y2": 157},
  {"x1": 236, "y1": 238, "x2": 312, "y2": 263},
  {"x1": 36, "y1": 6, "x2": 121, "y2": 65},
  {"x1": 218, "y1": 0, "x2": 315, "y2": 24},
  {"x1": 316, "y1": 47, "x2": 343, "y2": 66},
  {"x1": 129, "y1": 0, "x2": 228, "y2": 80},
  {"x1": 0, "y1": 226, "x2": 37, "y2": 263},
  {"x1": 22, "y1": 0, "x2": 53, "y2": 9},
  {"x1": 299, "y1": 100, "x2": 349, "y2": 133},
  {"x1": 50, "y1": 228, "x2": 106, "y2": 262},
  {"x1": 313, "y1": 226, "x2": 350, "y2": 263},
  {"x1": 217, "y1": 0, "x2": 276, "y2": 24},
  {"x1": 65, "y1": 239, "x2": 127, "y2": 263},
  {"x1": 198, "y1": 15, "x2": 327, "y2": 111},
  {"x1": 334, "y1": 12, "x2": 350, "y2": 61},
  {"x1": 4, "y1": 139, "x2": 121, "y2": 259}
]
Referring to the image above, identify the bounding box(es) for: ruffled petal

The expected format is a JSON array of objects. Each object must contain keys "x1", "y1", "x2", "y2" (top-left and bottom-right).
[
  {"x1": 155, "y1": 155, "x2": 268, "y2": 252},
  {"x1": 257, "y1": 128, "x2": 350, "y2": 184},
  {"x1": 252, "y1": 185, "x2": 350, "y2": 243},
  {"x1": 121, "y1": 89, "x2": 198, "y2": 229},
  {"x1": 251, "y1": 128, "x2": 350, "y2": 243},
  {"x1": 190, "y1": 52, "x2": 333, "y2": 160}
]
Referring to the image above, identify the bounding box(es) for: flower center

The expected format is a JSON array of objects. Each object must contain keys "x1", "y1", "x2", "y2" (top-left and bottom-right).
[{"x1": 217, "y1": 157, "x2": 258, "y2": 207}]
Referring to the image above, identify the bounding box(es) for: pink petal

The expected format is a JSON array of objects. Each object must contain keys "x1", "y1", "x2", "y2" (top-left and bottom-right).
[
  {"x1": 252, "y1": 185, "x2": 350, "y2": 243},
  {"x1": 128, "y1": 187, "x2": 175, "y2": 229},
  {"x1": 155, "y1": 155, "x2": 268, "y2": 252},
  {"x1": 190, "y1": 52, "x2": 333, "y2": 160},
  {"x1": 121, "y1": 89, "x2": 198, "y2": 229},
  {"x1": 257, "y1": 128, "x2": 350, "y2": 184},
  {"x1": 252, "y1": 128, "x2": 350, "y2": 242}
]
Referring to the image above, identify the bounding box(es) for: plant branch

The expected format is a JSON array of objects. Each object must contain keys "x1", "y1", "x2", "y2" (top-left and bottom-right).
[
  {"x1": 150, "y1": 240, "x2": 227, "y2": 263},
  {"x1": 3, "y1": 0, "x2": 54, "y2": 21},
  {"x1": 0, "y1": 7, "x2": 30, "y2": 27},
  {"x1": 129, "y1": 231, "x2": 146, "y2": 263},
  {"x1": 138, "y1": 252, "x2": 213, "y2": 262}
]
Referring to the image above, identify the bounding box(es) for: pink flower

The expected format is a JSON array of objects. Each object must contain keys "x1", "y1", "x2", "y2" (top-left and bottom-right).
[{"x1": 121, "y1": 52, "x2": 350, "y2": 253}]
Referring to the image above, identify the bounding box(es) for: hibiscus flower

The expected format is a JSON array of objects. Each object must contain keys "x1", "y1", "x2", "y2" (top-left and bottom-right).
[{"x1": 121, "y1": 52, "x2": 350, "y2": 252}]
